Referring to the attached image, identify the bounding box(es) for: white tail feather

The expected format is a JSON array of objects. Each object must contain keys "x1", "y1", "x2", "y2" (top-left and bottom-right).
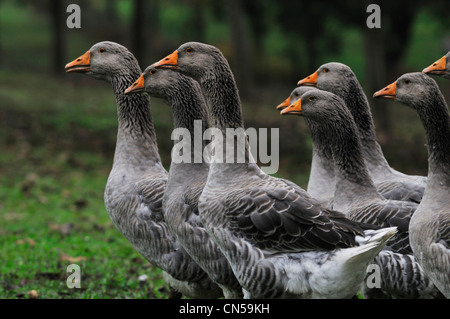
[{"x1": 347, "y1": 227, "x2": 398, "y2": 265}]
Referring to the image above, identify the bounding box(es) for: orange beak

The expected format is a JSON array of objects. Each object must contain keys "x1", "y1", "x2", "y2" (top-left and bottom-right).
[
  {"x1": 65, "y1": 51, "x2": 91, "y2": 73},
  {"x1": 154, "y1": 50, "x2": 178, "y2": 69},
  {"x1": 297, "y1": 71, "x2": 318, "y2": 86},
  {"x1": 373, "y1": 81, "x2": 397, "y2": 99},
  {"x1": 124, "y1": 74, "x2": 145, "y2": 95},
  {"x1": 276, "y1": 96, "x2": 291, "y2": 110},
  {"x1": 423, "y1": 55, "x2": 447, "y2": 76},
  {"x1": 280, "y1": 99, "x2": 302, "y2": 115}
]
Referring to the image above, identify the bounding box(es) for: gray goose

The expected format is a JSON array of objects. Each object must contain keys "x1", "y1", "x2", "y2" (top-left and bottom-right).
[
  {"x1": 374, "y1": 72, "x2": 450, "y2": 298},
  {"x1": 276, "y1": 86, "x2": 335, "y2": 208},
  {"x1": 281, "y1": 90, "x2": 443, "y2": 298},
  {"x1": 65, "y1": 41, "x2": 222, "y2": 299},
  {"x1": 154, "y1": 41, "x2": 396, "y2": 299},
  {"x1": 125, "y1": 64, "x2": 243, "y2": 298},
  {"x1": 423, "y1": 51, "x2": 450, "y2": 79},
  {"x1": 298, "y1": 63, "x2": 427, "y2": 204}
]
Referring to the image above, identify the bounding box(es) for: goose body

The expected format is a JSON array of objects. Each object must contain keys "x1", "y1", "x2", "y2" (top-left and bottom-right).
[
  {"x1": 281, "y1": 89, "x2": 443, "y2": 298},
  {"x1": 154, "y1": 42, "x2": 396, "y2": 298},
  {"x1": 200, "y1": 168, "x2": 396, "y2": 298},
  {"x1": 279, "y1": 87, "x2": 414, "y2": 253},
  {"x1": 65, "y1": 41, "x2": 222, "y2": 298},
  {"x1": 298, "y1": 63, "x2": 427, "y2": 204},
  {"x1": 276, "y1": 86, "x2": 335, "y2": 208},
  {"x1": 375, "y1": 72, "x2": 450, "y2": 298},
  {"x1": 125, "y1": 64, "x2": 242, "y2": 298}
]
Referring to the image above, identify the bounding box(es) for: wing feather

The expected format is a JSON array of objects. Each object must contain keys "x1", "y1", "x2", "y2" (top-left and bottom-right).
[
  {"x1": 348, "y1": 200, "x2": 416, "y2": 254},
  {"x1": 224, "y1": 178, "x2": 365, "y2": 253}
]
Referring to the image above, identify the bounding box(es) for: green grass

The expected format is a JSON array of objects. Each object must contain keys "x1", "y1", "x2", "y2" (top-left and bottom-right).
[
  {"x1": 0, "y1": 69, "x2": 172, "y2": 299},
  {"x1": 0, "y1": 66, "x2": 311, "y2": 299},
  {"x1": 0, "y1": 173, "x2": 167, "y2": 299},
  {"x1": 0, "y1": 168, "x2": 169, "y2": 299}
]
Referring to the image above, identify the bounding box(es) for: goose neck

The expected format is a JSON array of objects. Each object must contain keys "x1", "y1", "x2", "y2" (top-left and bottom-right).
[
  {"x1": 342, "y1": 80, "x2": 389, "y2": 169},
  {"x1": 110, "y1": 74, "x2": 162, "y2": 171},
  {"x1": 165, "y1": 81, "x2": 211, "y2": 170},
  {"x1": 416, "y1": 93, "x2": 450, "y2": 185},
  {"x1": 195, "y1": 57, "x2": 261, "y2": 178},
  {"x1": 325, "y1": 112, "x2": 382, "y2": 209},
  {"x1": 305, "y1": 119, "x2": 334, "y2": 162},
  {"x1": 167, "y1": 80, "x2": 210, "y2": 136},
  {"x1": 199, "y1": 64, "x2": 244, "y2": 132}
]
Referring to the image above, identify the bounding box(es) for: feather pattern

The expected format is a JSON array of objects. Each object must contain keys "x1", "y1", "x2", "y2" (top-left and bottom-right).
[
  {"x1": 288, "y1": 89, "x2": 441, "y2": 298},
  {"x1": 362, "y1": 250, "x2": 444, "y2": 299},
  {"x1": 71, "y1": 41, "x2": 222, "y2": 298},
  {"x1": 388, "y1": 72, "x2": 450, "y2": 298},
  {"x1": 284, "y1": 86, "x2": 423, "y2": 206},
  {"x1": 348, "y1": 201, "x2": 415, "y2": 254},
  {"x1": 223, "y1": 177, "x2": 365, "y2": 253},
  {"x1": 299, "y1": 62, "x2": 427, "y2": 203},
  {"x1": 139, "y1": 65, "x2": 242, "y2": 298},
  {"x1": 161, "y1": 42, "x2": 396, "y2": 298}
]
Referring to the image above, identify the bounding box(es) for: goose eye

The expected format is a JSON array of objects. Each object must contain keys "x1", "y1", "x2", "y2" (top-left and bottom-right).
[
  {"x1": 149, "y1": 69, "x2": 156, "y2": 75},
  {"x1": 308, "y1": 96, "x2": 315, "y2": 101},
  {"x1": 323, "y1": 68, "x2": 329, "y2": 73},
  {"x1": 99, "y1": 48, "x2": 105, "y2": 53},
  {"x1": 404, "y1": 79, "x2": 410, "y2": 84},
  {"x1": 185, "y1": 47, "x2": 193, "y2": 53}
]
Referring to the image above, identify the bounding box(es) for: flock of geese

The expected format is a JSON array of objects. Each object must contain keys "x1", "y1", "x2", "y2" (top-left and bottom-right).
[{"x1": 65, "y1": 41, "x2": 449, "y2": 299}]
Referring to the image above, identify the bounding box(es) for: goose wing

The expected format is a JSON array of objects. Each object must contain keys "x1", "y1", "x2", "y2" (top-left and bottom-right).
[
  {"x1": 436, "y1": 211, "x2": 450, "y2": 249},
  {"x1": 135, "y1": 177, "x2": 167, "y2": 221},
  {"x1": 133, "y1": 177, "x2": 211, "y2": 282},
  {"x1": 182, "y1": 179, "x2": 207, "y2": 225},
  {"x1": 376, "y1": 180, "x2": 424, "y2": 203},
  {"x1": 348, "y1": 200, "x2": 416, "y2": 254},
  {"x1": 224, "y1": 178, "x2": 365, "y2": 254}
]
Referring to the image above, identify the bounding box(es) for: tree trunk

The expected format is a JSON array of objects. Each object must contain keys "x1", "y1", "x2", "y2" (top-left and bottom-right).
[
  {"x1": 225, "y1": 0, "x2": 254, "y2": 100},
  {"x1": 363, "y1": 27, "x2": 392, "y2": 139},
  {"x1": 131, "y1": 0, "x2": 145, "y2": 66},
  {"x1": 191, "y1": 0, "x2": 206, "y2": 43},
  {"x1": 50, "y1": 0, "x2": 66, "y2": 76}
]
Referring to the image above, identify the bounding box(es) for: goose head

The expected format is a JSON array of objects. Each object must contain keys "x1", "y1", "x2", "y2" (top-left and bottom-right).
[
  {"x1": 153, "y1": 42, "x2": 226, "y2": 82},
  {"x1": 276, "y1": 86, "x2": 319, "y2": 111},
  {"x1": 124, "y1": 63, "x2": 187, "y2": 99},
  {"x1": 281, "y1": 89, "x2": 345, "y2": 123},
  {"x1": 373, "y1": 72, "x2": 439, "y2": 110},
  {"x1": 65, "y1": 41, "x2": 139, "y2": 82},
  {"x1": 297, "y1": 62, "x2": 356, "y2": 94}
]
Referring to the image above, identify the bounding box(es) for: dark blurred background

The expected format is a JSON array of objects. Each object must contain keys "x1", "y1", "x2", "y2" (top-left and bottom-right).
[
  {"x1": 0, "y1": 0, "x2": 449, "y2": 299},
  {"x1": 1, "y1": 0, "x2": 450, "y2": 191}
]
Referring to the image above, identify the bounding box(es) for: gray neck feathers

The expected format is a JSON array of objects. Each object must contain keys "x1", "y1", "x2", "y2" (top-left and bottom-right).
[
  {"x1": 414, "y1": 89, "x2": 450, "y2": 183},
  {"x1": 199, "y1": 54, "x2": 244, "y2": 131},
  {"x1": 110, "y1": 67, "x2": 161, "y2": 172},
  {"x1": 165, "y1": 77, "x2": 210, "y2": 166},
  {"x1": 340, "y1": 77, "x2": 388, "y2": 168},
  {"x1": 305, "y1": 118, "x2": 334, "y2": 162},
  {"x1": 329, "y1": 110, "x2": 377, "y2": 189},
  {"x1": 166, "y1": 77, "x2": 210, "y2": 135},
  {"x1": 317, "y1": 103, "x2": 381, "y2": 208}
]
